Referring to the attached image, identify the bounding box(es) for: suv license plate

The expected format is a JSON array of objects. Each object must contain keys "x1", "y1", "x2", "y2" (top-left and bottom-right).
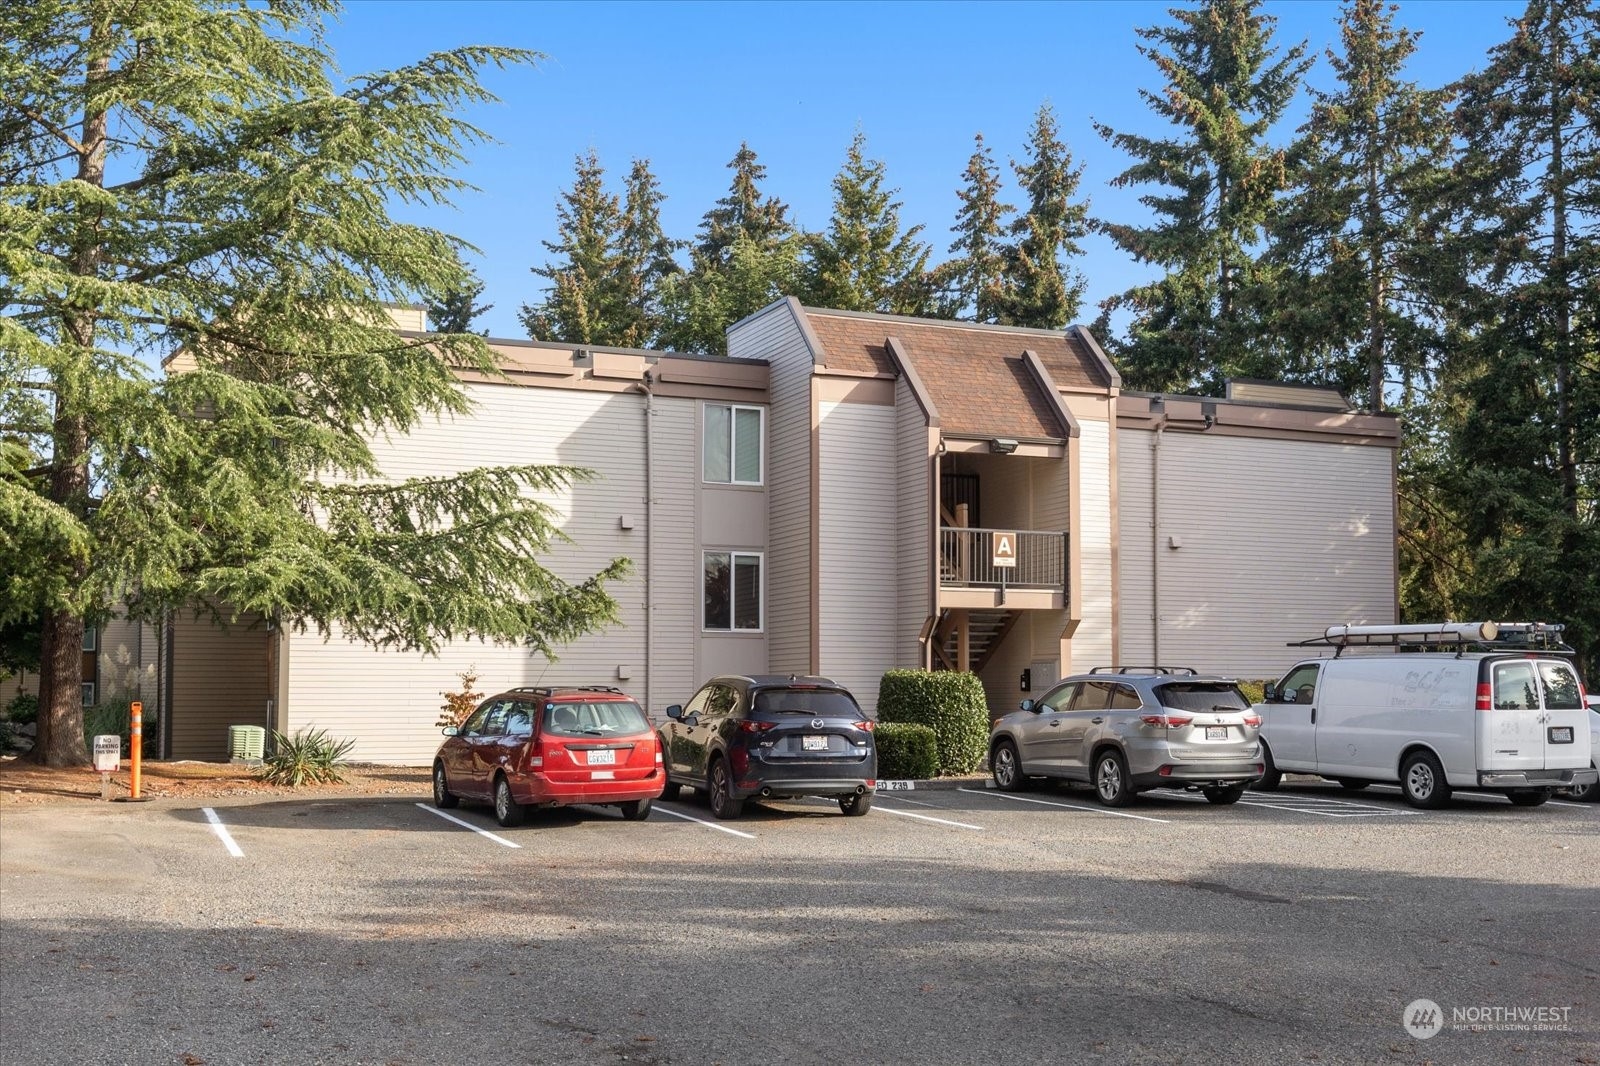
[
  {"x1": 1205, "y1": 726, "x2": 1228, "y2": 740},
  {"x1": 1549, "y1": 726, "x2": 1574, "y2": 744},
  {"x1": 802, "y1": 735, "x2": 829, "y2": 751},
  {"x1": 587, "y1": 749, "x2": 617, "y2": 765}
]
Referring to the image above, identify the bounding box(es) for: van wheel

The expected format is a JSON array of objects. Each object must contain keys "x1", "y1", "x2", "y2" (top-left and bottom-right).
[
  {"x1": 1567, "y1": 770, "x2": 1597, "y2": 803},
  {"x1": 1506, "y1": 789, "x2": 1551, "y2": 807},
  {"x1": 1254, "y1": 743, "x2": 1281, "y2": 792},
  {"x1": 839, "y1": 791, "x2": 873, "y2": 817},
  {"x1": 1336, "y1": 778, "x2": 1370, "y2": 791},
  {"x1": 1203, "y1": 785, "x2": 1247, "y2": 805},
  {"x1": 991, "y1": 739, "x2": 1026, "y2": 792},
  {"x1": 707, "y1": 758, "x2": 744, "y2": 820},
  {"x1": 432, "y1": 762, "x2": 458, "y2": 809},
  {"x1": 493, "y1": 775, "x2": 525, "y2": 827},
  {"x1": 1093, "y1": 750, "x2": 1133, "y2": 808},
  {"x1": 1400, "y1": 751, "x2": 1451, "y2": 809}
]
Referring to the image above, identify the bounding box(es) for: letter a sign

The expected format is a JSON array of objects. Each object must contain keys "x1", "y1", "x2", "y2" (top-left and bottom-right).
[{"x1": 992, "y1": 531, "x2": 1017, "y2": 569}]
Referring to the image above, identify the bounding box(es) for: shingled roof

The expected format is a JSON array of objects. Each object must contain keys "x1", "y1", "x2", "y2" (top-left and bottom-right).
[{"x1": 802, "y1": 309, "x2": 1116, "y2": 440}]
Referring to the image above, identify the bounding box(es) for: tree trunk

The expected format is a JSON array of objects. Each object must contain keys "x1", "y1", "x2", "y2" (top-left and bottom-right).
[{"x1": 34, "y1": 611, "x2": 89, "y2": 767}]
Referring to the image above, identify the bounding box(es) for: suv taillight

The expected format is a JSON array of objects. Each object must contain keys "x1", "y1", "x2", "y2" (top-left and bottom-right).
[
  {"x1": 1242, "y1": 714, "x2": 1262, "y2": 728},
  {"x1": 738, "y1": 720, "x2": 777, "y2": 734},
  {"x1": 855, "y1": 721, "x2": 875, "y2": 732},
  {"x1": 1140, "y1": 714, "x2": 1193, "y2": 728}
]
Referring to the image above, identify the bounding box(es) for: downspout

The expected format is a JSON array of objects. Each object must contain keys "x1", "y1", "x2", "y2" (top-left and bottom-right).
[
  {"x1": 1151, "y1": 411, "x2": 1167, "y2": 666},
  {"x1": 635, "y1": 374, "x2": 654, "y2": 718}
]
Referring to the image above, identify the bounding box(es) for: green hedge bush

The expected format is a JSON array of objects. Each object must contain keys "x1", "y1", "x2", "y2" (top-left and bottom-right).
[
  {"x1": 4, "y1": 693, "x2": 39, "y2": 724},
  {"x1": 1234, "y1": 680, "x2": 1267, "y2": 705},
  {"x1": 875, "y1": 722, "x2": 939, "y2": 780},
  {"x1": 877, "y1": 669, "x2": 989, "y2": 775}
]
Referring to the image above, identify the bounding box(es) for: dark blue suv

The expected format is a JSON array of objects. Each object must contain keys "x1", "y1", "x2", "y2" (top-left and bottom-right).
[{"x1": 659, "y1": 675, "x2": 877, "y2": 818}]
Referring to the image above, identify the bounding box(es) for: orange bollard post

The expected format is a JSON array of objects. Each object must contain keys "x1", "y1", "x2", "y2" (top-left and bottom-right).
[{"x1": 129, "y1": 701, "x2": 142, "y2": 800}]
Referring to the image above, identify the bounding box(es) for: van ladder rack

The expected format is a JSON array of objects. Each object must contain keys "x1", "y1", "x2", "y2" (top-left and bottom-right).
[{"x1": 1288, "y1": 621, "x2": 1573, "y2": 658}]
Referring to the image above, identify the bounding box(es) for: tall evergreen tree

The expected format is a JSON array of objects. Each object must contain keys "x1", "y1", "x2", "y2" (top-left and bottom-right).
[
  {"x1": 996, "y1": 105, "x2": 1090, "y2": 329},
  {"x1": 933, "y1": 133, "x2": 1013, "y2": 321},
  {"x1": 520, "y1": 150, "x2": 623, "y2": 344},
  {"x1": 425, "y1": 268, "x2": 493, "y2": 335},
  {"x1": 1437, "y1": 0, "x2": 1600, "y2": 672},
  {"x1": 1, "y1": 1, "x2": 627, "y2": 767},
  {"x1": 1267, "y1": 0, "x2": 1454, "y2": 411},
  {"x1": 799, "y1": 131, "x2": 933, "y2": 316},
  {"x1": 1095, "y1": 0, "x2": 1311, "y2": 393},
  {"x1": 660, "y1": 143, "x2": 799, "y2": 354},
  {"x1": 615, "y1": 158, "x2": 680, "y2": 348}
]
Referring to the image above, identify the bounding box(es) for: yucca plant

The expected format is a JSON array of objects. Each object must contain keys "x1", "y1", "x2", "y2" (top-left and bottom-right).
[{"x1": 257, "y1": 728, "x2": 357, "y2": 787}]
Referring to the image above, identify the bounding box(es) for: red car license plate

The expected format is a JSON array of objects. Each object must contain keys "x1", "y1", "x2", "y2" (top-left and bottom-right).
[
  {"x1": 1205, "y1": 726, "x2": 1228, "y2": 740},
  {"x1": 802, "y1": 735, "x2": 829, "y2": 751},
  {"x1": 587, "y1": 749, "x2": 617, "y2": 766}
]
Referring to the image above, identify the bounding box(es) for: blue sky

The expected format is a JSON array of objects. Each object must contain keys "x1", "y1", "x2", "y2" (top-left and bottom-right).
[{"x1": 326, "y1": 0, "x2": 1526, "y2": 342}]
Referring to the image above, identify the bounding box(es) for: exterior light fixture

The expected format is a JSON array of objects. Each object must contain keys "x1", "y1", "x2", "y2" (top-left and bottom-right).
[{"x1": 990, "y1": 438, "x2": 1019, "y2": 454}]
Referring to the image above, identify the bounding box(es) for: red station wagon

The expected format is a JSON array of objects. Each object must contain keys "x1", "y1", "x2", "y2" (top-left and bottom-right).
[{"x1": 432, "y1": 686, "x2": 665, "y2": 827}]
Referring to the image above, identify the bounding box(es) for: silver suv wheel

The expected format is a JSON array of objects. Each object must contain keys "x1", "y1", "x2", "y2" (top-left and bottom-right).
[{"x1": 1094, "y1": 751, "x2": 1132, "y2": 808}]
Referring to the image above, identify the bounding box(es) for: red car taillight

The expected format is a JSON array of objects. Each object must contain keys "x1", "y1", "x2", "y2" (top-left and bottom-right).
[
  {"x1": 1242, "y1": 714, "x2": 1262, "y2": 728},
  {"x1": 855, "y1": 721, "x2": 875, "y2": 732},
  {"x1": 738, "y1": 720, "x2": 777, "y2": 734},
  {"x1": 1140, "y1": 714, "x2": 1193, "y2": 728}
]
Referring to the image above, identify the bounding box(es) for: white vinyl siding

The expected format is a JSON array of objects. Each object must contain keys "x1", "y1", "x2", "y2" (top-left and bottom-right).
[
  {"x1": 895, "y1": 377, "x2": 932, "y2": 669},
  {"x1": 728, "y1": 304, "x2": 812, "y2": 674},
  {"x1": 1075, "y1": 420, "x2": 1114, "y2": 670},
  {"x1": 1117, "y1": 430, "x2": 1396, "y2": 680},
  {"x1": 818, "y1": 400, "x2": 897, "y2": 714}
]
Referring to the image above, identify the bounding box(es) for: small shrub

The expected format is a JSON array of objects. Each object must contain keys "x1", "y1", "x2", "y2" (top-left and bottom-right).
[
  {"x1": 437, "y1": 668, "x2": 480, "y2": 731},
  {"x1": 5, "y1": 693, "x2": 39, "y2": 724},
  {"x1": 877, "y1": 669, "x2": 989, "y2": 775},
  {"x1": 875, "y1": 722, "x2": 938, "y2": 780},
  {"x1": 1235, "y1": 680, "x2": 1267, "y2": 705},
  {"x1": 258, "y1": 728, "x2": 356, "y2": 787}
]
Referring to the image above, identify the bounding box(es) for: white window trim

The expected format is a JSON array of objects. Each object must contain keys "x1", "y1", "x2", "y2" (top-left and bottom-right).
[
  {"x1": 702, "y1": 549, "x2": 764, "y2": 633},
  {"x1": 82, "y1": 626, "x2": 97, "y2": 653},
  {"x1": 80, "y1": 682, "x2": 96, "y2": 707},
  {"x1": 702, "y1": 403, "x2": 765, "y2": 486}
]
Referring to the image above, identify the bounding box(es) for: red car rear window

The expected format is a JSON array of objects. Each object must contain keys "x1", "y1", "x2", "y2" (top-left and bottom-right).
[{"x1": 543, "y1": 700, "x2": 650, "y2": 738}]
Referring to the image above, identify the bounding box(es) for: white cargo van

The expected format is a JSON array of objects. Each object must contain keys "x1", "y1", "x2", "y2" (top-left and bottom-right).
[{"x1": 1255, "y1": 622, "x2": 1597, "y2": 808}]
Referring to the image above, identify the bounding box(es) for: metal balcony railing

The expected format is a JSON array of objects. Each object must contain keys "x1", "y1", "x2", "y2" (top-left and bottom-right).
[{"x1": 939, "y1": 527, "x2": 1068, "y2": 592}]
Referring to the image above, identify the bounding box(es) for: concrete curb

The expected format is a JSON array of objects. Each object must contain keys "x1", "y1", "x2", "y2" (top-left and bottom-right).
[{"x1": 877, "y1": 774, "x2": 990, "y2": 793}]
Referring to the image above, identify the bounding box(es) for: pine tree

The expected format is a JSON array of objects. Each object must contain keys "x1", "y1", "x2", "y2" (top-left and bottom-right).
[
  {"x1": 932, "y1": 133, "x2": 1013, "y2": 321},
  {"x1": 659, "y1": 144, "x2": 799, "y2": 354},
  {"x1": 520, "y1": 150, "x2": 624, "y2": 344},
  {"x1": 1437, "y1": 0, "x2": 1600, "y2": 672},
  {"x1": 1267, "y1": 0, "x2": 1455, "y2": 411},
  {"x1": 996, "y1": 106, "x2": 1090, "y2": 329},
  {"x1": 0, "y1": 1, "x2": 627, "y2": 766},
  {"x1": 425, "y1": 269, "x2": 493, "y2": 335},
  {"x1": 799, "y1": 131, "x2": 933, "y2": 316},
  {"x1": 614, "y1": 158, "x2": 680, "y2": 348},
  {"x1": 1095, "y1": 0, "x2": 1311, "y2": 393}
]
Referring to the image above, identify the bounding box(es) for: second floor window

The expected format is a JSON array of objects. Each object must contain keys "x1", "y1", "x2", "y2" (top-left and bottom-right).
[{"x1": 704, "y1": 404, "x2": 763, "y2": 485}]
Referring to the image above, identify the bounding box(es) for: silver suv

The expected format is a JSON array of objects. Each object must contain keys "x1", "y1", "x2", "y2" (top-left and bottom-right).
[{"x1": 988, "y1": 667, "x2": 1264, "y2": 807}]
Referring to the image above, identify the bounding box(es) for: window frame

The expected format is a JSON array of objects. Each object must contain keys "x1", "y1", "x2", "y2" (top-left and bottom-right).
[
  {"x1": 702, "y1": 403, "x2": 765, "y2": 486},
  {"x1": 80, "y1": 682, "x2": 96, "y2": 707},
  {"x1": 702, "y1": 549, "x2": 764, "y2": 633},
  {"x1": 82, "y1": 627, "x2": 97, "y2": 653}
]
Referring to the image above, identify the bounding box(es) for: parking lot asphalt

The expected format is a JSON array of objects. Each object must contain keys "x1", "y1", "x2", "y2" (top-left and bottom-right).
[{"x1": 2, "y1": 781, "x2": 1596, "y2": 1066}]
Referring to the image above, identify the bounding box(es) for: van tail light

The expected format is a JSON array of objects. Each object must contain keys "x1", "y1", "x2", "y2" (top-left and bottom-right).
[
  {"x1": 1140, "y1": 714, "x2": 1193, "y2": 728},
  {"x1": 738, "y1": 720, "x2": 776, "y2": 734},
  {"x1": 1476, "y1": 683, "x2": 1492, "y2": 711},
  {"x1": 1242, "y1": 714, "x2": 1262, "y2": 728}
]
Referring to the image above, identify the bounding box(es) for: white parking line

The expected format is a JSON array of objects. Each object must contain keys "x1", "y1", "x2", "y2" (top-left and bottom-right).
[
  {"x1": 414, "y1": 803, "x2": 522, "y2": 848},
  {"x1": 873, "y1": 805, "x2": 984, "y2": 831},
  {"x1": 201, "y1": 807, "x2": 244, "y2": 857},
  {"x1": 651, "y1": 803, "x2": 758, "y2": 839},
  {"x1": 1234, "y1": 791, "x2": 1414, "y2": 818},
  {"x1": 1367, "y1": 783, "x2": 1594, "y2": 810},
  {"x1": 958, "y1": 788, "x2": 1171, "y2": 824}
]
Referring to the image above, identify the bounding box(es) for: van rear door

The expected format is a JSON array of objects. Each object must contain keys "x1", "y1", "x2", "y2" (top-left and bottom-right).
[
  {"x1": 1482, "y1": 659, "x2": 1545, "y2": 774},
  {"x1": 1534, "y1": 659, "x2": 1591, "y2": 771}
]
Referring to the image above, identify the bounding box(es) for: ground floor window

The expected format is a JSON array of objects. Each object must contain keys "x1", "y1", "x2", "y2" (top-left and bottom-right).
[
  {"x1": 703, "y1": 551, "x2": 762, "y2": 631},
  {"x1": 81, "y1": 682, "x2": 96, "y2": 707}
]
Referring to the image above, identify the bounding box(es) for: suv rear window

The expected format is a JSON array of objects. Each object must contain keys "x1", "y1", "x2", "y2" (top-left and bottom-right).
[
  {"x1": 543, "y1": 700, "x2": 650, "y2": 738},
  {"x1": 752, "y1": 688, "x2": 862, "y2": 717},
  {"x1": 1156, "y1": 683, "x2": 1249, "y2": 712}
]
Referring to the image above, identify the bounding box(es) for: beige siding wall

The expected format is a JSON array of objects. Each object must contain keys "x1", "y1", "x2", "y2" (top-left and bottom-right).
[
  {"x1": 0, "y1": 671, "x2": 37, "y2": 707},
  {"x1": 169, "y1": 612, "x2": 271, "y2": 760},
  {"x1": 1075, "y1": 419, "x2": 1115, "y2": 670},
  {"x1": 696, "y1": 404, "x2": 771, "y2": 690},
  {"x1": 728, "y1": 305, "x2": 812, "y2": 674},
  {"x1": 286, "y1": 385, "x2": 672, "y2": 763},
  {"x1": 978, "y1": 611, "x2": 1070, "y2": 716},
  {"x1": 1117, "y1": 429, "x2": 1396, "y2": 679},
  {"x1": 648, "y1": 400, "x2": 699, "y2": 711},
  {"x1": 817, "y1": 400, "x2": 898, "y2": 714},
  {"x1": 895, "y1": 378, "x2": 932, "y2": 670},
  {"x1": 97, "y1": 617, "x2": 157, "y2": 702}
]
